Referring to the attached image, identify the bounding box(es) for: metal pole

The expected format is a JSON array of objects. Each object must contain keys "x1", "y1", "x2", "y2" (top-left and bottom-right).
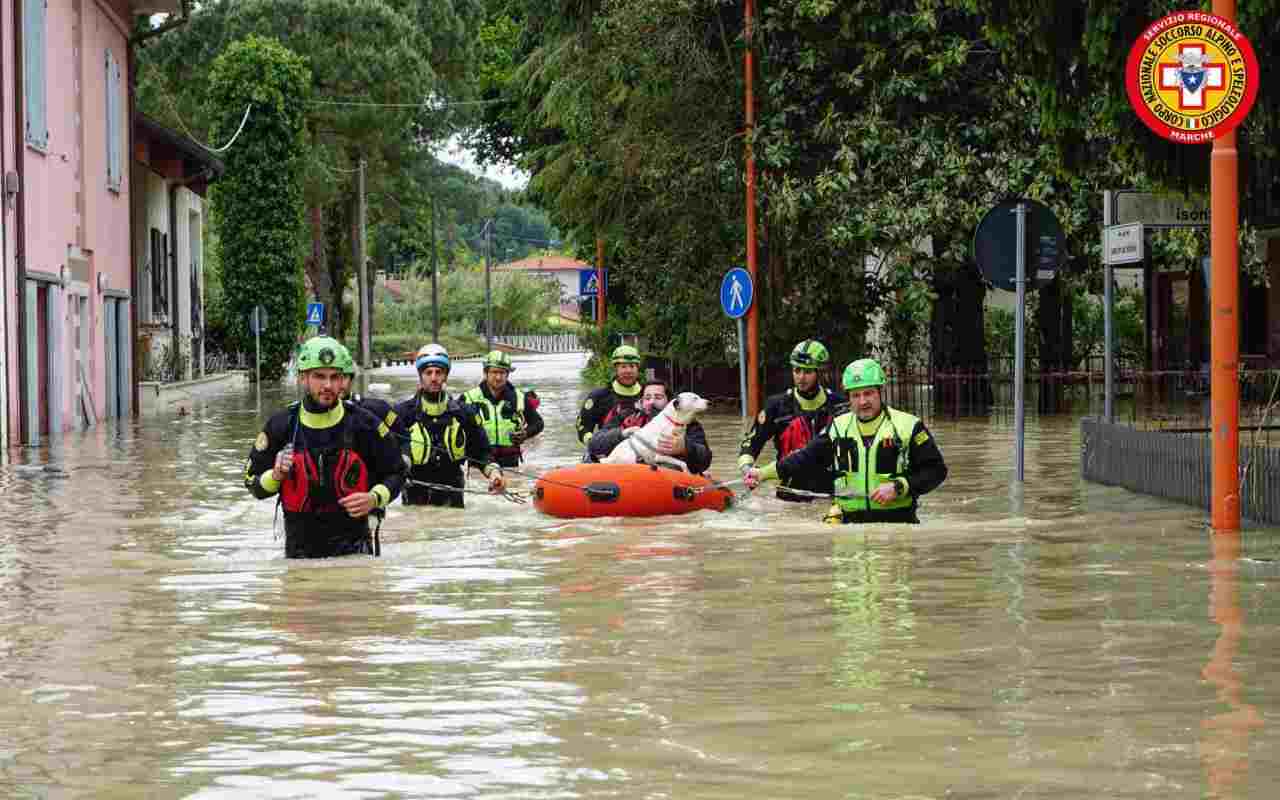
[
  {"x1": 1013, "y1": 202, "x2": 1027, "y2": 483},
  {"x1": 595, "y1": 236, "x2": 606, "y2": 329},
  {"x1": 737, "y1": 316, "x2": 748, "y2": 418},
  {"x1": 484, "y1": 219, "x2": 493, "y2": 350},
  {"x1": 1104, "y1": 260, "x2": 1114, "y2": 423},
  {"x1": 743, "y1": 0, "x2": 761, "y2": 416},
  {"x1": 357, "y1": 158, "x2": 370, "y2": 368},
  {"x1": 255, "y1": 320, "x2": 261, "y2": 412},
  {"x1": 430, "y1": 196, "x2": 439, "y2": 341},
  {"x1": 1102, "y1": 191, "x2": 1114, "y2": 423}
]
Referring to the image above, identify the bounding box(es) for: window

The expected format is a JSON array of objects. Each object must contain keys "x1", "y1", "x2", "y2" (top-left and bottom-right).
[
  {"x1": 150, "y1": 228, "x2": 168, "y2": 318},
  {"x1": 106, "y1": 49, "x2": 122, "y2": 191},
  {"x1": 23, "y1": 0, "x2": 48, "y2": 149}
]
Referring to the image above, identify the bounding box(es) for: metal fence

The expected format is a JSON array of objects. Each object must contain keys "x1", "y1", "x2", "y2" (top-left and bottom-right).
[
  {"x1": 493, "y1": 333, "x2": 583, "y2": 353},
  {"x1": 1081, "y1": 417, "x2": 1280, "y2": 525}
]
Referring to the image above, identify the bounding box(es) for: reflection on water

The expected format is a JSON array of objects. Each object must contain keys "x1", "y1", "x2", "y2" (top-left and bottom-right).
[{"x1": 1, "y1": 352, "x2": 1279, "y2": 798}]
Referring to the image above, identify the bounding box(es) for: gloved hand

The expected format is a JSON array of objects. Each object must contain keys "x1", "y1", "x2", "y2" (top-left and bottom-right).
[{"x1": 510, "y1": 429, "x2": 528, "y2": 445}]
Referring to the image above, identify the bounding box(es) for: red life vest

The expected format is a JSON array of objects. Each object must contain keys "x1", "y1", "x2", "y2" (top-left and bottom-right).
[
  {"x1": 778, "y1": 415, "x2": 814, "y2": 456},
  {"x1": 601, "y1": 397, "x2": 641, "y2": 429},
  {"x1": 279, "y1": 425, "x2": 371, "y2": 513}
]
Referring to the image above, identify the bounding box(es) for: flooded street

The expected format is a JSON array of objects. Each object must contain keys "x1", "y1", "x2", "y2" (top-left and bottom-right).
[{"x1": 2, "y1": 352, "x2": 1278, "y2": 798}]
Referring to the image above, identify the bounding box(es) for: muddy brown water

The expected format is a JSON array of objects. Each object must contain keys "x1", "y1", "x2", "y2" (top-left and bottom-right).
[{"x1": 2, "y1": 353, "x2": 1277, "y2": 798}]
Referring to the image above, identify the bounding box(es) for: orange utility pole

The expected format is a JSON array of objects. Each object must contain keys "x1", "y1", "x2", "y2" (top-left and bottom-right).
[
  {"x1": 743, "y1": 0, "x2": 761, "y2": 414},
  {"x1": 1210, "y1": 0, "x2": 1240, "y2": 532}
]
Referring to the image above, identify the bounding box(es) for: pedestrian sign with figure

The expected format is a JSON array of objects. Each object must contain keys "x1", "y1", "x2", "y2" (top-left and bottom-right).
[
  {"x1": 305, "y1": 302, "x2": 325, "y2": 327},
  {"x1": 579, "y1": 269, "x2": 606, "y2": 297},
  {"x1": 720, "y1": 267, "x2": 753, "y2": 319}
]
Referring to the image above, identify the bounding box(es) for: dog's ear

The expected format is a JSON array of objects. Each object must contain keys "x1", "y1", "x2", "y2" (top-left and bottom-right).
[{"x1": 671, "y1": 395, "x2": 681, "y2": 410}]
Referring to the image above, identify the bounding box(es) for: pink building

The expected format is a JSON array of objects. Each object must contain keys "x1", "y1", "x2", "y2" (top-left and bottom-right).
[{"x1": 1, "y1": 1, "x2": 185, "y2": 449}]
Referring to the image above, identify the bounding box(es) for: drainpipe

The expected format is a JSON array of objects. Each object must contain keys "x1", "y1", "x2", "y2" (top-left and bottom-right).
[{"x1": 12, "y1": 0, "x2": 28, "y2": 444}]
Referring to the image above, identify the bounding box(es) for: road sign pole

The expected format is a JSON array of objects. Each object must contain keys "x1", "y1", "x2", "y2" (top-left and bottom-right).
[
  {"x1": 255, "y1": 320, "x2": 261, "y2": 412},
  {"x1": 1013, "y1": 202, "x2": 1027, "y2": 484},
  {"x1": 1103, "y1": 193, "x2": 1114, "y2": 423},
  {"x1": 737, "y1": 316, "x2": 748, "y2": 418}
]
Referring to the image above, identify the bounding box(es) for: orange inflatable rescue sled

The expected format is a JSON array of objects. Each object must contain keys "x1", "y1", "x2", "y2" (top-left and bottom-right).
[{"x1": 533, "y1": 463, "x2": 734, "y2": 518}]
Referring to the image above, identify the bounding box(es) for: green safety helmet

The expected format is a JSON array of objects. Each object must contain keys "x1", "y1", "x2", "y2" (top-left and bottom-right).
[
  {"x1": 842, "y1": 358, "x2": 887, "y2": 391},
  {"x1": 335, "y1": 345, "x2": 356, "y2": 376},
  {"x1": 789, "y1": 339, "x2": 830, "y2": 369},
  {"x1": 610, "y1": 344, "x2": 642, "y2": 365},
  {"x1": 296, "y1": 336, "x2": 347, "y2": 372},
  {"x1": 482, "y1": 350, "x2": 514, "y2": 372}
]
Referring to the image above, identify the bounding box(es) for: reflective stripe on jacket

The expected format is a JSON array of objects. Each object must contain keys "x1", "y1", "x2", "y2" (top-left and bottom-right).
[
  {"x1": 463, "y1": 386, "x2": 525, "y2": 447},
  {"x1": 831, "y1": 408, "x2": 919, "y2": 514}
]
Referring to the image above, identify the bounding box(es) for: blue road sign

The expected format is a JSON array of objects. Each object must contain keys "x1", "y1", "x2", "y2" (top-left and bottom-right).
[
  {"x1": 305, "y1": 302, "x2": 325, "y2": 326},
  {"x1": 720, "y1": 267, "x2": 753, "y2": 319},
  {"x1": 579, "y1": 269, "x2": 606, "y2": 297}
]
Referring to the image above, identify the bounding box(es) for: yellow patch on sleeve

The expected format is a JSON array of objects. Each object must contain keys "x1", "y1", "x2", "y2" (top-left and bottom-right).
[
  {"x1": 254, "y1": 432, "x2": 269, "y2": 451},
  {"x1": 583, "y1": 398, "x2": 594, "y2": 410},
  {"x1": 756, "y1": 410, "x2": 766, "y2": 424},
  {"x1": 913, "y1": 430, "x2": 930, "y2": 446}
]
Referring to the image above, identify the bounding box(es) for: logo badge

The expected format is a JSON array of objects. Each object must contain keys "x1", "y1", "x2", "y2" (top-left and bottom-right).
[
  {"x1": 319, "y1": 348, "x2": 335, "y2": 365},
  {"x1": 1126, "y1": 12, "x2": 1259, "y2": 144}
]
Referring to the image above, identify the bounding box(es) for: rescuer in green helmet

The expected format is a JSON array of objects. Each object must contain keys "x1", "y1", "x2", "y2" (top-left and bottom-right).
[
  {"x1": 462, "y1": 350, "x2": 545, "y2": 468},
  {"x1": 243, "y1": 337, "x2": 405, "y2": 557},
  {"x1": 745, "y1": 357, "x2": 948, "y2": 524},
  {"x1": 737, "y1": 339, "x2": 846, "y2": 501},
  {"x1": 575, "y1": 343, "x2": 645, "y2": 450}
]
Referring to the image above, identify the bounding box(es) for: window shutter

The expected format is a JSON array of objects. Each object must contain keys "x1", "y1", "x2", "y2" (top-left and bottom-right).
[
  {"x1": 106, "y1": 49, "x2": 122, "y2": 191},
  {"x1": 23, "y1": 0, "x2": 48, "y2": 149}
]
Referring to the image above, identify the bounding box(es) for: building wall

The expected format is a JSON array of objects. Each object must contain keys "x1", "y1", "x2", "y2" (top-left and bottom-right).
[{"x1": 2, "y1": 0, "x2": 133, "y2": 443}]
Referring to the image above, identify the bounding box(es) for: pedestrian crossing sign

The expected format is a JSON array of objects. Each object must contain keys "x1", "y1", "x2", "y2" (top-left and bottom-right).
[{"x1": 306, "y1": 302, "x2": 325, "y2": 326}]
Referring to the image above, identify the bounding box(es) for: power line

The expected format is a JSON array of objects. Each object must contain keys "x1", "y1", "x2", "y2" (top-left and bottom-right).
[
  {"x1": 308, "y1": 97, "x2": 510, "y2": 109},
  {"x1": 159, "y1": 82, "x2": 252, "y2": 153}
]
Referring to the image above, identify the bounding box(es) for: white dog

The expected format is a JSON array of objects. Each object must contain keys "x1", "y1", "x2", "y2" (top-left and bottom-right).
[{"x1": 603, "y1": 391, "x2": 709, "y2": 472}]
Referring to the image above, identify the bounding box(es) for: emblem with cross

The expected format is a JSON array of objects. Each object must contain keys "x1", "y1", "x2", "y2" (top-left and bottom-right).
[{"x1": 1158, "y1": 44, "x2": 1224, "y2": 112}]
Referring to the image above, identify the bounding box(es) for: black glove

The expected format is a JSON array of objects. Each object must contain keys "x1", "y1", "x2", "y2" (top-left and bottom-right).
[{"x1": 510, "y1": 429, "x2": 528, "y2": 445}]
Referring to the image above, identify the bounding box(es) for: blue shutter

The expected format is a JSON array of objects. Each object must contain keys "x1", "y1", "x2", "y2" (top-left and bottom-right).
[
  {"x1": 106, "y1": 49, "x2": 122, "y2": 191},
  {"x1": 23, "y1": 0, "x2": 48, "y2": 149}
]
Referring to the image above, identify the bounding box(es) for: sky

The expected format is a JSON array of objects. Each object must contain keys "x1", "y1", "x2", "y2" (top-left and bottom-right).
[{"x1": 437, "y1": 136, "x2": 529, "y2": 191}]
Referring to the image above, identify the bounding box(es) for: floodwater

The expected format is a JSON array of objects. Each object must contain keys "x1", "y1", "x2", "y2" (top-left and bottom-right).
[{"x1": 2, "y1": 352, "x2": 1278, "y2": 799}]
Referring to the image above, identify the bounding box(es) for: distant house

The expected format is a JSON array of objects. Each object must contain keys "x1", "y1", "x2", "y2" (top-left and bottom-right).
[
  {"x1": 495, "y1": 254, "x2": 594, "y2": 321},
  {"x1": 1, "y1": 1, "x2": 189, "y2": 448},
  {"x1": 132, "y1": 114, "x2": 222, "y2": 386}
]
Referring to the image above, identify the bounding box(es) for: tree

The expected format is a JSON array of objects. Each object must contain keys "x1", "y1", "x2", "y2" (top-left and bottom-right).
[
  {"x1": 136, "y1": 0, "x2": 486, "y2": 340},
  {"x1": 207, "y1": 36, "x2": 310, "y2": 379}
]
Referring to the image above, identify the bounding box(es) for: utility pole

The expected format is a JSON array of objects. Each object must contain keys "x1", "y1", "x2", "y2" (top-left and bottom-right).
[
  {"x1": 430, "y1": 196, "x2": 439, "y2": 341},
  {"x1": 1210, "y1": 0, "x2": 1240, "y2": 531},
  {"x1": 743, "y1": 0, "x2": 761, "y2": 415},
  {"x1": 356, "y1": 158, "x2": 370, "y2": 368},
  {"x1": 483, "y1": 218, "x2": 494, "y2": 350}
]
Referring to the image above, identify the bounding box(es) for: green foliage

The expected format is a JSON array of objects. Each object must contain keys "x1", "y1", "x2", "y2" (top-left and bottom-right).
[
  {"x1": 374, "y1": 268, "x2": 561, "y2": 337},
  {"x1": 207, "y1": 36, "x2": 311, "y2": 380},
  {"x1": 986, "y1": 286, "x2": 1144, "y2": 369}
]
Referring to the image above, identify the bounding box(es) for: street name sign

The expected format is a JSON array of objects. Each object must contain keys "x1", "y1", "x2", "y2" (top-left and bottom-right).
[{"x1": 1113, "y1": 191, "x2": 1209, "y2": 228}]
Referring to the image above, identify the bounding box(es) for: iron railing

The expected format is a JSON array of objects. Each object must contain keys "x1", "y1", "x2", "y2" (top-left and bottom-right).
[{"x1": 1081, "y1": 417, "x2": 1280, "y2": 525}]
